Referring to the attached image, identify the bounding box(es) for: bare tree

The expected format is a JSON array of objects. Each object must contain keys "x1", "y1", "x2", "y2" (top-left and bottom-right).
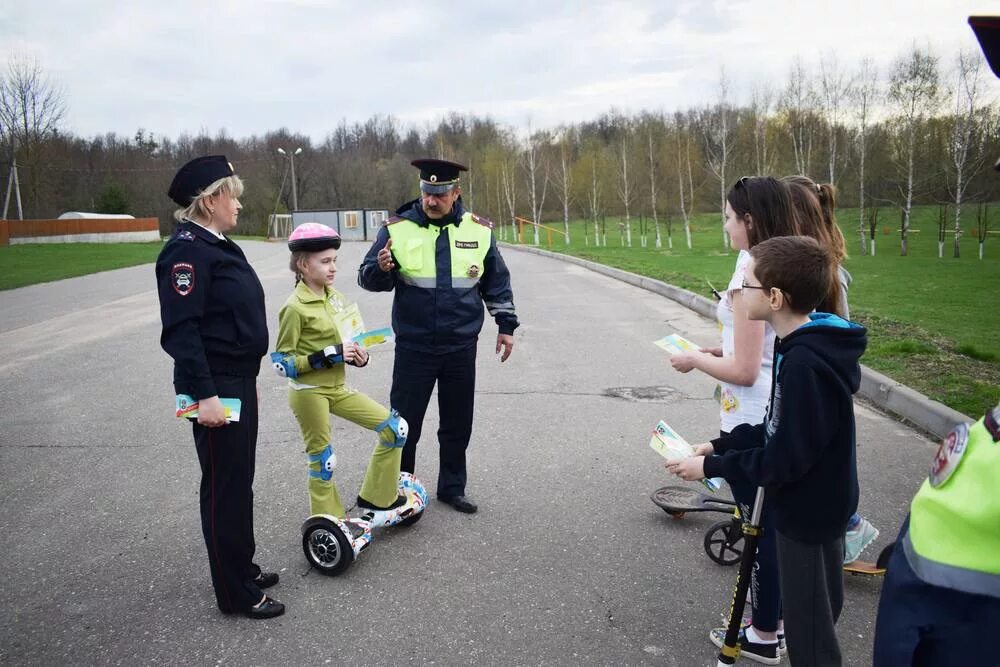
[
  {"x1": 702, "y1": 70, "x2": 738, "y2": 247},
  {"x1": 0, "y1": 55, "x2": 66, "y2": 218},
  {"x1": 749, "y1": 83, "x2": 775, "y2": 175},
  {"x1": 521, "y1": 124, "x2": 549, "y2": 245},
  {"x1": 888, "y1": 44, "x2": 941, "y2": 256},
  {"x1": 947, "y1": 49, "x2": 989, "y2": 258},
  {"x1": 852, "y1": 57, "x2": 880, "y2": 255},
  {"x1": 615, "y1": 117, "x2": 637, "y2": 247},
  {"x1": 646, "y1": 120, "x2": 664, "y2": 248},
  {"x1": 779, "y1": 57, "x2": 818, "y2": 175},
  {"x1": 674, "y1": 112, "x2": 697, "y2": 249},
  {"x1": 500, "y1": 155, "x2": 518, "y2": 241},
  {"x1": 550, "y1": 127, "x2": 575, "y2": 244},
  {"x1": 819, "y1": 52, "x2": 853, "y2": 185}
]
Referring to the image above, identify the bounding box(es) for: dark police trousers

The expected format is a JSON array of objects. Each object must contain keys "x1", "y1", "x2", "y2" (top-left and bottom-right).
[
  {"x1": 192, "y1": 374, "x2": 264, "y2": 612},
  {"x1": 391, "y1": 344, "x2": 476, "y2": 497}
]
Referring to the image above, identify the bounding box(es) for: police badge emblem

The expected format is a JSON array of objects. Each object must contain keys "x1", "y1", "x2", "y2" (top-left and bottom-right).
[
  {"x1": 467, "y1": 264, "x2": 480, "y2": 278},
  {"x1": 172, "y1": 262, "x2": 195, "y2": 296},
  {"x1": 929, "y1": 422, "x2": 970, "y2": 487}
]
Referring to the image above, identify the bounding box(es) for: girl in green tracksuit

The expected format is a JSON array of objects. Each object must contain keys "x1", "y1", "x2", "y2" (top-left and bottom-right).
[{"x1": 271, "y1": 223, "x2": 407, "y2": 519}]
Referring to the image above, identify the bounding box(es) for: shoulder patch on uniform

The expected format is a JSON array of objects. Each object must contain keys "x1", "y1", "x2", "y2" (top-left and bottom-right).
[
  {"x1": 470, "y1": 213, "x2": 494, "y2": 229},
  {"x1": 385, "y1": 215, "x2": 404, "y2": 225},
  {"x1": 171, "y1": 262, "x2": 195, "y2": 296},
  {"x1": 176, "y1": 230, "x2": 196, "y2": 242}
]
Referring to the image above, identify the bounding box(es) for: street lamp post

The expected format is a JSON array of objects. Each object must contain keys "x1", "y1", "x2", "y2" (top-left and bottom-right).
[{"x1": 277, "y1": 146, "x2": 303, "y2": 211}]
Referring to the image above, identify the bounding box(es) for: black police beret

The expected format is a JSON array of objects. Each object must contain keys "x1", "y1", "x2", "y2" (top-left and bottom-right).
[
  {"x1": 411, "y1": 158, "x2": 467, "y2": 194},
  {"x1": 168, "y1": 155, "x2": 235, "y2": 207}
]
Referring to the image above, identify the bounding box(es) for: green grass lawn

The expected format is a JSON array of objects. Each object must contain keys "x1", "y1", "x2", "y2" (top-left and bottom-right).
[
  {"x1": 511, "y1": 204, "x2": 999, "y2": 418},
  {"x1": 0, "y1": 236, "x2": 267, "y2": 291},
  {"x1": 0, "y1": 242, "x2": 164, "y2": 290}
]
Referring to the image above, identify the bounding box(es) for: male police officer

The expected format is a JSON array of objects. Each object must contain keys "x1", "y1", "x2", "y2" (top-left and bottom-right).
[{"x1": 359, "y1": 158, "x2": 518, "y2": 514}]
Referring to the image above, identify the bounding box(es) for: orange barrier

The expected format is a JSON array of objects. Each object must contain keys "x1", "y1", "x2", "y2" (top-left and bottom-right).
[
  {"x1": 0, "y1": 217, "x2": 159, "y2": 245},
  {"x1": 515, "y1": 216, "x2": 565, "y2": 248}
]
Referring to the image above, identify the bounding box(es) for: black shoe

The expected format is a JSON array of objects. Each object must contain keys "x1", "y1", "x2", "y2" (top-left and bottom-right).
[
  {"x1": 244, "y1": 596, "x2": 285, "y2": 619},
  {"x1": 252, "y1": 572, "x2": 279, "y2": 589},
  {"x1": 438, "y1": 494, "x2": 478, "y2": 514},
  {"x1": 357, "y1": 493, "x2": 407, "y2": 511}
]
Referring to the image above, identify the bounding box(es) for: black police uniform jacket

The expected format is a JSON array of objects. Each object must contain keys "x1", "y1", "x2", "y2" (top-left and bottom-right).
[
  {"x1": 358, "y1": 197, "x2": 518, "y2": 354},
  {"x1": 156, "y1": 221, "x2": 268, "y2": 399}
]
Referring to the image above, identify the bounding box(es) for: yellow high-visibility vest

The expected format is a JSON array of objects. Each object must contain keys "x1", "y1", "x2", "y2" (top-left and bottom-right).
[
  {"x1": 387, "y1": 213, "x2": 493, "y2": 289},
  {"x1": 904, "y1": 407, "x2": 1000, "y2": 598}
]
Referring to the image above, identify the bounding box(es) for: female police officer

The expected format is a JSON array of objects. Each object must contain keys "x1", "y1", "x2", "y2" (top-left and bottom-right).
[{"x1": 156, "y1": 156, "x2": 283, "y2": 619}]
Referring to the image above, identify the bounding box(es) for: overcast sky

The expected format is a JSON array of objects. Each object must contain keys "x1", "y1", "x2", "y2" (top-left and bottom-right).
[{"x1": 1, "y1": 0, "x2": 995, "y2": 141}]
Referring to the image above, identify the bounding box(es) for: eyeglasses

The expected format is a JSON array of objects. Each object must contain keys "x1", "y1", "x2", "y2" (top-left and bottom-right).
[{"x1": 741, "y1": 280, "x2": 769, "y2": 291}]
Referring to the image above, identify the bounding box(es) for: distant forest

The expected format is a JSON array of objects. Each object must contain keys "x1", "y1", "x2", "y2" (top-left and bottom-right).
[{"x1": 2, "y1": 45, "x2": 997, "y2": 254}]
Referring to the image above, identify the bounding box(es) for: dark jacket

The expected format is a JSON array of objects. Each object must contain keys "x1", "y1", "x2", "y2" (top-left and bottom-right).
[
  {"x1": 155, "y1": 221, "x2": 268, "y2": 399},
  {"x1": 703, "y1": 313, "x2": 868, "y2": 544},
  {"x1": 357, "y1": 197, "x2": 519, "y2": 354}
]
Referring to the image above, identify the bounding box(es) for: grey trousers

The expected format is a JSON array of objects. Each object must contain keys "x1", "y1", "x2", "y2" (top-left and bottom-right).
[{"x1": 776, "y1": 531, "x2": 844, "y2": 667}]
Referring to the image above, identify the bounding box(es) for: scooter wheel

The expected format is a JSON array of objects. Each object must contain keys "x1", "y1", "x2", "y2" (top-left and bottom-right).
[
  {"x1": 704, "y1": 520, "x2": 744, "y2": 566},
  {"x1": 302, "y1": 517, "x2": 355, "y2": 576},
  {"x1": 875, "y1": 542, "x2": 894, "y2": 571}
]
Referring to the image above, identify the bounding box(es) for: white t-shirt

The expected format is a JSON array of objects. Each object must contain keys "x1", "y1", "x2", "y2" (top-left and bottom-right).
[{"x1": 716, "y1": 250, "x2": 775, "y2": 433}]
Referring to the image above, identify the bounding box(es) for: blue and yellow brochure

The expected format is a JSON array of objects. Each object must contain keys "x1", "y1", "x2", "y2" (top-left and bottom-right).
[
  {"x1": 652, "y1": 333, "x2": 699, "y2": 356},
  {"x1": 175, "y1": 394, "x2": 242, "y2": 422},
  {"x1": 649, "y1": 420, "x2": 722, "y2": 492}
]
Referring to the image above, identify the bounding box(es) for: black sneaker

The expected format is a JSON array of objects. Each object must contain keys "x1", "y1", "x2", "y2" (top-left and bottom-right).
[{"x1": 709, "y1": 625, "x2": 782, "y2": 665}]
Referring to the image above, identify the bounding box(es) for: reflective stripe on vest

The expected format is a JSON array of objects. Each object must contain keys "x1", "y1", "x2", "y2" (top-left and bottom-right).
[
  {"x1": 387, "y1": 213, "x2": 492, "y2": 288},
  {"x1": 905, "y1": 414, "x2": 1000, "y2": 597}
]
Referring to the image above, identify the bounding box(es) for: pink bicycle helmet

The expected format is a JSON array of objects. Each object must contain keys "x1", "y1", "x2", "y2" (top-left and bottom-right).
[{"x1": 288, "y1": 222, "x2": 341, "y2": 252}]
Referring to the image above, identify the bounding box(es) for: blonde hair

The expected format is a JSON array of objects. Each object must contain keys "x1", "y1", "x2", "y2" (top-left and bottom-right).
[{"x1": 173, "y1": 174, "x2": 245, "y2": 223}]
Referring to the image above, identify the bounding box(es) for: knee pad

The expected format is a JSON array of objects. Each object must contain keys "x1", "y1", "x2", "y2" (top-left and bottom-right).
[
  {"x1": 308, "y1": 444, "x2": 337, "y2": 481},
  {"x1": 270, "y1": 351, "x2": 298, "y2": 379},
  {"x1": 374, "y1": 409, "x2": 408, "y2": 448}
]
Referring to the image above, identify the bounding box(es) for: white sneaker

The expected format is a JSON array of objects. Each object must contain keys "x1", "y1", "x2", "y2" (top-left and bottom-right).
[{"x1": 843, "y1": 517, "x2": 879, "y2": 564}]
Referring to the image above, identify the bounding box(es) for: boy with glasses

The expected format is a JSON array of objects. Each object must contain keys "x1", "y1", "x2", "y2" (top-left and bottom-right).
[{"x1": 668, "y1": 235, "x2": 867, "y2": 665}]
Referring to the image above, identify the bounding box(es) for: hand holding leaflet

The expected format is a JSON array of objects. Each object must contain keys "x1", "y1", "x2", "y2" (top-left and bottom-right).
[
  {"x1": 648, "y1": 420, "x2": 722, "y2": 492},
  {"x1": 176, "y1": 394, "x2": 242, "y2": 422},
  {"x1": 653, "y1": 333, "x2": 700, "y2": 356}
]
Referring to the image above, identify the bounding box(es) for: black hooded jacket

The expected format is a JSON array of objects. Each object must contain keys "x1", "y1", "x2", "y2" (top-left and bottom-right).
[{"x1": 703, "y1": 314, "x2": 868, "y2": 544}]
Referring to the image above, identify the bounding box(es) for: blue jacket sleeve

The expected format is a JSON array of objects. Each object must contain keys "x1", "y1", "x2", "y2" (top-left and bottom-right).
[
  {"x1": 156, "y1": 243, "x2": 216, "y2": 400},
  {"x1": 479, "y1": 235, "x2": 519, "y2": 335},
  {"x1": 704, "y1": 361, "x2": 837, "y2": 486},
  {"x1": 358, "y1": 226, "x2": 397, "y2": 292}
]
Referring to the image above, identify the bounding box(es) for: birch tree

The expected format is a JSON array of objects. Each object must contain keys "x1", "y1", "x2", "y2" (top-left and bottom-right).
[
  {"x1": 819, "y1": 52, "x2": 853, "y2": 185},
  {"x1": 645, "y1": 117, "x2": 665, "y2": 248},
  {"x1": 749, "y1": 83, "x2": 775, "y2": 175},
  {"x1": 779, "y1": 57, "x2": 818, "y2": 175},
  {"x1": 674, "y1": 112, "x2": 697, "y2": 249},
  {"x1": 852, "y1": 57, "x2": 880, "y2": 255},
  {"x1": 947, "y1": 49, "x2": 988, "y2": 258},
  {"x1": 888, "y1": 44, "x2": 940, "y2": 256},
  {"x1": 702, "y1": 71, "x2": 738, "y2": 247},
  {"x1": 521, "y1": 125, "x2": 549, "y2": 245},
  {"x1": 550, "y1": 126, "x2": 576, "y2": 244},
  {"x1": 615, "y1": 118, "x2": 637, "y2": 247}
]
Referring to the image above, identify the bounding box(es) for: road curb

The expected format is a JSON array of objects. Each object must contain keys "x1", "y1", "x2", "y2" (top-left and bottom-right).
[{"x1": 504, "y1": 243, "x2": 968, "y2": 440}]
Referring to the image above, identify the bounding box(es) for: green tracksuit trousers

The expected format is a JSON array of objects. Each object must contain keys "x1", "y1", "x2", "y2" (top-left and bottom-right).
[{"x1": 288, "y1": 385, "x2": 401, "y2": 518}]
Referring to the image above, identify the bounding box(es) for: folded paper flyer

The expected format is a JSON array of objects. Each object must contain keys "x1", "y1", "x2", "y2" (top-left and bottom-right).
[
  {"x1": 648, "y1": 420, "x2": 722, "y2": 492},
  {"x1": 652, "y1": 333, "x2": 699, "y2": 356},
  {"x1": 175, "y1": 394, "x2": 242, "y2": 422}
]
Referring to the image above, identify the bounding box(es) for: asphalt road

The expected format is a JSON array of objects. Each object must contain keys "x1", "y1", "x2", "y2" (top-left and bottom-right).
[{"x1": 0, "y1": 240, "x2": 938, "y2": 666}]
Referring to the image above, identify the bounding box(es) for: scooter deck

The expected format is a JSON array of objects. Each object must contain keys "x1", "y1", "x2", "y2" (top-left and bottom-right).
[
  {"x1": 651, "y1": 485, "x2": 736, "y2": 517},
  {"x1": 844, "y1": 560, "x2": 885, "y2": 577}
]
